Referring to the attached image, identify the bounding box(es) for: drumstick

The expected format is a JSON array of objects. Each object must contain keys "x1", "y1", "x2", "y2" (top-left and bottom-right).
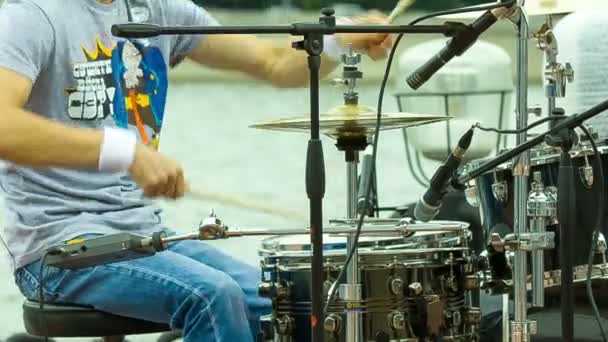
[
  {"x1": 387, "y1": 0, "x2": 416, "y2": 23},
  {"x1": 187, "y1": 189, "x2": 307, "y2": 221}
]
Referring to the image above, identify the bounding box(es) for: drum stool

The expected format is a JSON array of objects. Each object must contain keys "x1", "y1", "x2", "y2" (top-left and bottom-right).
[{"x1": 21, "y1": 299, "x2": 171, "y2": 341}]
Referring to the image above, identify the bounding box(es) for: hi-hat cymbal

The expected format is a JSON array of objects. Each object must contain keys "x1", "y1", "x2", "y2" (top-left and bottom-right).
[
  {"x1": 438, "y1": 0, "x2": 603, "y2": 20},
  {"x1": 250, "y1": 104, "x2": 451, "y2": 139}
]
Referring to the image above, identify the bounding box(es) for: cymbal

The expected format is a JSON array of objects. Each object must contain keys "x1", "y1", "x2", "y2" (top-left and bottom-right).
[
  {"x1": 250, "y1": 104, "x2": 451, "y2": 139},
  {"x1": 438, "y1": 0, "x2": 603, "y2": 20}
]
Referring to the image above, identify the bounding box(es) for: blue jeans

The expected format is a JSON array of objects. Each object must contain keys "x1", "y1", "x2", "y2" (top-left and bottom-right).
[{"x1": 14, "y1": 238, "x2": 272, "y2": 342}]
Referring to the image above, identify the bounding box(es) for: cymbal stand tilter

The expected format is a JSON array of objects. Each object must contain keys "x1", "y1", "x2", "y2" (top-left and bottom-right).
[
  {"x1": 525, "y1": 14, "x2": 574, "y2": 311},
  {"x1": 535, "y1": 16, "x2": 574, "y2": 129}
]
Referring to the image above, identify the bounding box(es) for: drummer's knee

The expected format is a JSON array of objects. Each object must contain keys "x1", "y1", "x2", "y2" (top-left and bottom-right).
[{"x1": 172, "y1": 276, "x2": 246, "y2": 326}]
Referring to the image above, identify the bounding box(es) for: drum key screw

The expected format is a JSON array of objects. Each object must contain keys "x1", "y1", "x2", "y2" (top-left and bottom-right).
[
  {"x1": 324, "y1": 314, "x2": 342, "y2": 333},
  {"x1": 464, "y1": 182, "x2": 480, "y2": 207},
  {"x1": 408, "y1": 282, "x2": 423, "y2": 296},
  {"x1": 491, "y1": 173, "x2": 508, "y2": 204},
  {"x1": 389, "y1": 277, "x2": 405, "y2": 296},
  {"x1": 258, "y1": 282, "x2": 291, "y2": 300}
]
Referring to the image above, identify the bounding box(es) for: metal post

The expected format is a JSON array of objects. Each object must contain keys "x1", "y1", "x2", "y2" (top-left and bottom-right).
[
  {"x1": 503, "y1": 293, "x2": 510, "y2": 342},
  {"x1": 511, "y1": 3, "x2": 533, "y2": 341},
  {"x1": 344, "y1": 155, "x2": 362, "y2": 342}
]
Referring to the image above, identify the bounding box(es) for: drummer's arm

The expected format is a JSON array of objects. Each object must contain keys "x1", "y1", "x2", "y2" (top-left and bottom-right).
[{"x1": 186, "y1": 15, "x2": 392, "y2": 88}]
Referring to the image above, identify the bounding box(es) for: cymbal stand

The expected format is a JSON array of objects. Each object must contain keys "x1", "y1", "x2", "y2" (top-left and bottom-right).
[
  {"x1": 509, "y1": 2, "x2": 537, "y2": 341},
  {"x1": 333, "y1": 46, "x2": 366, "y2": 342},
  {"x1": 529, "y1": 15, "x2": 573, "y2": 309}
]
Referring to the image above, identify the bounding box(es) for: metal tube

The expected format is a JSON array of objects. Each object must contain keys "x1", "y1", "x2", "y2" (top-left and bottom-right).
[
  {"x1": 346, "y1": 157, "x2": 362, "y2": 342},
  {"x1": 512, "y1": 3, "x2": 531, "y2": 341},
  {"x1": 530, "y1": 218, "x2": 546, "y2": 307},
  {"x1": 112, "y1": 23, "x2": 467, "y2": 38},
  {"x1": 503, "y1": 293, "x2": 510, "y2": 342}
]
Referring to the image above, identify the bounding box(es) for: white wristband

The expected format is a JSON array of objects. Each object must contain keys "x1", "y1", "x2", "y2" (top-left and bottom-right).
[
  {"x1": 98, "y1": 127, "x2": 137, "y2": 173},
  {"x1": 323, "y1": 17, "x2": 354, "y2": 62}
]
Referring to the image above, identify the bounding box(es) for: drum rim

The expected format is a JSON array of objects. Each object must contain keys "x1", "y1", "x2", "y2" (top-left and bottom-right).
[
  {"x1": 465, "y1": 141, "x2": 608, "y2": 175},
  {"x1": 259, "y1": 221, "x2": 471, "y2": 256}
]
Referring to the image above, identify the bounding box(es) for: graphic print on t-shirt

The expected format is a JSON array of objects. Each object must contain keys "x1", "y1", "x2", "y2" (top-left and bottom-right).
[
  {"x1": 65, "y1": 36, "x2": 168, "y2": 150},
  {"x1": 112, "y1": 40, "x2": 168, "y2": 149},
  {"x1": 65, "y1": 37, "x2": 116, "y2": 121}
]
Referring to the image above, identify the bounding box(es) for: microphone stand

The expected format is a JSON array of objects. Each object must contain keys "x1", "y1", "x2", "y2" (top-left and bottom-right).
[
  {"x1": 545, "y1": 125, "x2": 577, "y2": 341},
  {"x1": 112, "y1": 13, "x2": 465, "y2": 342}
]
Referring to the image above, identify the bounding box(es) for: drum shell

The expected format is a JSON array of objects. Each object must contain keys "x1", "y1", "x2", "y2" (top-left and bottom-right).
[{"x1": 258, "y1": 223, "x2": 480, "y2": 342}]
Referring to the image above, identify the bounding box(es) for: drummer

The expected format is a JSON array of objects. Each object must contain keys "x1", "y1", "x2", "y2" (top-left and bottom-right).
[{"x1": 0, "y1": 1, "x2": 392, "y2": 341}]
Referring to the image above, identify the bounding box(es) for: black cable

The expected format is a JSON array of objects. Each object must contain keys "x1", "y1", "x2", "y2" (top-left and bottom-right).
[
  {"x1": 323, "y1": 0, "x2": 517, "y2": 315},
  {"x1": 579, "y1": 124, "x2": 608, "y2": 342},
  {"x1": 475, "y1": 116, "x2": 563, "y2": 134}
]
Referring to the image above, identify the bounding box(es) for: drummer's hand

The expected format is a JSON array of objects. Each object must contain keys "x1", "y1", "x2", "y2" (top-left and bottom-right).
[
  {"x1": 128, "y1": 144, "x2": 187, "y2": 199},
  {"x1": 336, "y1": 12, "x2": 394, "y2": 61}
]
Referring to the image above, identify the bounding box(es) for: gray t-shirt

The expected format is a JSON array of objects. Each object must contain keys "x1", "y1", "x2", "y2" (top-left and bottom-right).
[{"x1": 0, "y1": 0, "x2": 217, "y2": 269}]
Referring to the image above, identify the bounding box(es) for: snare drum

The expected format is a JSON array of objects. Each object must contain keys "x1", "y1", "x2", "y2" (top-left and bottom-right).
[
  {"x1": 464, "y1": 141, "x2": 608, "y2": 277},
  {"x1": 257, "y1": 220, "x2": 481, "y2": 342}
]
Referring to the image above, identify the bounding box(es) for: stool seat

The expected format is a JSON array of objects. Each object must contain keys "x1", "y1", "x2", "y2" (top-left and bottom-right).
[{"x1": 22, "y1": 300, "x2": 170, "y2": 337}]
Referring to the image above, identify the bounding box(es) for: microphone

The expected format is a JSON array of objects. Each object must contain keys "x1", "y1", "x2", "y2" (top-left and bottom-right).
[
  {"x1": 406, "y1": 10, "x2": 499, "y2": 90},
  {"x1": 112, "y1": 23, "x2": 161, "y2": 38},
  {"x1": 414, "y1": 128, "x2": 474, "y2": 222},
  {"x1": 357, "y1": 146, "x2": 376, "y2": 216}
]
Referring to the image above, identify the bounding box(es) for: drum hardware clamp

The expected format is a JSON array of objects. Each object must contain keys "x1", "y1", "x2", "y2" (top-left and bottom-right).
[
  {"x1": 534, "y1": 14, "x2": 574, "y2": 130},
  {"x1": 489, "y1": 232, "x2": 555, "y2": 253},
  {"x1": 527, "y1": 171, "x2": 558, "y2": 308}
]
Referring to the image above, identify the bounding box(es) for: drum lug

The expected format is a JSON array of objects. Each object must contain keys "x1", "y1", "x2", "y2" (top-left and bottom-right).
[
  {"x1": 491, "y1": 180, "x2": 508, "y2": 204},
  {"x1": 464, "y1": 181, "x2": 480, "y2": 207},
  {"x1": 388, "y1": 276, "x2": 405, "y2": 296},
  {"x1": 596, "y1": 233, "x2": 608, "y2": 270},
  {"x1": 579, "y1": 165, "x2": 594, "y2": 189},
  {"x1": 388, "y1": 311, "x2": 407, "y2": 331}
]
